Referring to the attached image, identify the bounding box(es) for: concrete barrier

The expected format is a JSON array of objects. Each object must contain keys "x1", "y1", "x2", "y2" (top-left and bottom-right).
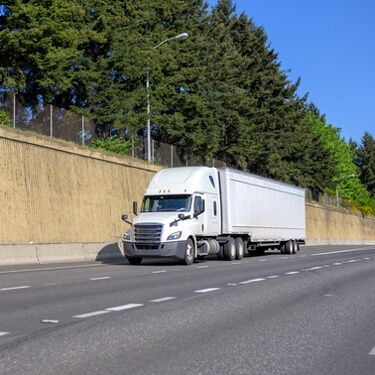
[{"x1": 0, "y1": 242, "x2": 125, "y2": 266}]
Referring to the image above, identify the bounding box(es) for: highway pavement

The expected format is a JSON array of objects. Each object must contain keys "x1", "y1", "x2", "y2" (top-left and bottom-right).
[{"x1": 0, "y1": 245, "x2": 375, "y2": 374}]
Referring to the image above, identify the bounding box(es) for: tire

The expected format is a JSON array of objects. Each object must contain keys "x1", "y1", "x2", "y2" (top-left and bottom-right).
[
  {"x1": 126, "y1": 256, "x2": 142, "y2": 265},
  {"x1": 285, "y1": 240, "x2": 293, "y2": 255},
  {"x1": 280, "y1": 242, "x2": 286, "y2": 254},
  {"x1": 181, "y1": 238, "x2": 194, "y2": 266},
  {"x1": 217, "y1": 245, "x2": 224, "y2": 260},
  {"x1": 296, "y1": 241, "x2": 301, "y2": 252},
  {"x1": 292, "y1": 240, "x2": 298, "y2": 254},
  {"x1": 235, "y1": 237, "x2": 244, "y2": 260},
  {"x1": 224, "y1": 237, "x2": 236, "y2": 261}
]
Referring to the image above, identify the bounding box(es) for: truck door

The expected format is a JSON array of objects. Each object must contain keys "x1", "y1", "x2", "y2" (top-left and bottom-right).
[{"x1": 192, "y1": 195, "x2": 205, "y2": 236}]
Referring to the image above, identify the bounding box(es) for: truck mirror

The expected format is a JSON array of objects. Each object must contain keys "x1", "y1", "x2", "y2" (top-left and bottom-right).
[
  {"x1": 121, "y1": 214, "x2": 128, "y2": 222},
  {"x1": 178, "y1": 213, "x2": 185, "y2": 220},
  {"x1": 133, "y1": 201, "x2": 138, "y2": 215}
]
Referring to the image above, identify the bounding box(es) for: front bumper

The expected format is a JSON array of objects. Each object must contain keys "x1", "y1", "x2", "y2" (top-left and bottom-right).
[{"x1": 123, "y1": 240, "x2": 187, "y2": 260}]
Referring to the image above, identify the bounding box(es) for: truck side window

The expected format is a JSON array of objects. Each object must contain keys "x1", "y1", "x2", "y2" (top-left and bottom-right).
[
  {"x1": 213, "y1": 201, "x2": 217, "y2": 216},
  {"x1": 194, "y1": 196, "x2": 202, "y2": 214}
]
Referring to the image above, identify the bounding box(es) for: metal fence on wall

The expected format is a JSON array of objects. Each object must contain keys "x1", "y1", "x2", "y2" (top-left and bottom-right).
[{"x1": 0, "y1": 92, "x2": 228, "y2": 169}]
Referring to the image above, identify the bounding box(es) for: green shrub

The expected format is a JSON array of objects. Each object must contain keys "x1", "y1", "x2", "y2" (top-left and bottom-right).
[
  {"x1": 0, "y1": 111, "x2": 12, "y2": 127},
  {"x1": 90, "y1": 136, "x2": 132, "y2": 156}
]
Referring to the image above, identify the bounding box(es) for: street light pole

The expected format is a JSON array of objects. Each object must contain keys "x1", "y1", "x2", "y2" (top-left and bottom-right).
[{"x1": 146, "y1": 33, "x2": 188, "y2": 163}]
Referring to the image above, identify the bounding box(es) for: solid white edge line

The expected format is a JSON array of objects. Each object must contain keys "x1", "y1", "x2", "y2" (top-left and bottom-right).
[
  {"x1": 311, "y1": 247, "x2": 375, "y2": 256},
  {"x1": 150, "y1": 297, "x2": 176, "y2": 303},
  {"x1": 0, "y1": 332, "x2": 9, "y2": 336},
  {"x1": 0, "y1": 263, "x2": 105, "y2": 275},
  {"x1": 239, "y1": 278, "x2": 265, "y2": 285},
  {"x1": 194, "y1": 288, "x2": 221, "y2": 293},
  {"x1": 74, "y1": 310, "x2": 110, "y2": 318},
  {"x1": 1, "y1": 285, "x2": 30, "y2": 291},
  {"x1": 369, "y1": 346, "x2": 375, "y2": 355},
  {"x1": 106, "y1": 303, "x2": 144, "y2": 312},
  {"x1": 90, "y1": 277, "x2": 110, "y2": 281}
]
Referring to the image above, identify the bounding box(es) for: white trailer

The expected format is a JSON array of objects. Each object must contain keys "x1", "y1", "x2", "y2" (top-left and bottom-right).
[{"x1": 122, "y1": 167, "x2": 305, "y2": 265}]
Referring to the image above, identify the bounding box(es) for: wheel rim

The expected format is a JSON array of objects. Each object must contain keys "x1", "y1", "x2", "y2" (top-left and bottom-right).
[
  {"x1": 186, "y1": 242, "x2": 193, "y2": 261},
  {"x1": 230, "y1": 243, "x2": 235, "y2": 258}
]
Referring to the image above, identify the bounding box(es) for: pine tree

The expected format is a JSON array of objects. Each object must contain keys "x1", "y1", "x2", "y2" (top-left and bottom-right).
[{"x1": 357, "y1": 132, "x2": 375, "y2": 196}]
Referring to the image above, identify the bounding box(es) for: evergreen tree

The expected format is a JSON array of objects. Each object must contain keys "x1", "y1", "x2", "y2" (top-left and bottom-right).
[{"x1": 356, "y1": 132, "x2": 375, "y2": 196}]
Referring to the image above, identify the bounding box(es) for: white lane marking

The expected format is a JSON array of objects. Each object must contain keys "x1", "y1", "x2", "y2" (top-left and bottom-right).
[
  {"x1": 152, "y1": 270, "x2": 167, "y2": 274},
  {"x1": 332, "y1": 262, "x2": 342, "y2": 266},
  {"x1": 232, "y1": 262, "x2": 241, "y2": 265},
  {"x1": 106, "y1": 303, "x2": 144, "y2": 312},
  {"x1": 197, "y1": 265, "x2": 208, "y2": 269},
  {"x1": 285, "y1": 271, "x2": 300, "y2": 275},
  {"x1": 299, "y1": 255, "x2": 307, "y2": 257},
  {"x1": 266, "y1": 275, "x2": 279, "y2": 279},
  {"x1": 0, "y1": 332, "x2": 9, "y2": 337},
  {"x1": 150, "y1": 297, "x2": 176, "y2": 303},
  {"x1": 74, "y1": 310, "x2": 110, "y2": 318},
  {"x1": 347, "y1": 259, "x2": 361, "y2": 263},
  {"x1": 239, "y1": 278, "x2": 265, "y2": 285},
  {"x1": 41, "y1": 319, "x2": 59, "y2": 324},
  {"x1": 279, "y1": 257, "x2": 289, "y2": 260},
  {"x1": 227, "y1": 283, "x2": 237, "y2": 286},
  {"x1": 322, "y1": 265, "x2": 331, "y2": 268},
  {"x1": 324, "y1": 294, "x2": 333, "y2": 297},
  {"x1": 308, "y1": 266, "x2": 323, "y2": 271},
  {"x1": 369, "y1": 346, "x2": 375, "y2": 355},
  {"x1": 258, "y1": 259, "x2": 267, "y2": 262},
  {"x1": 0, "y1": 263, "x2": 105, "y2": 275},
  {"x1": 364, "y1": 257, "x2": 371, "y2": 260},
  {"x1": 311, "y1": 247, "x2": 375, "y2": 257},
  {"x1": 1, "y1": 285, "x2": 30, "y2": 291},
  {"x1": 194, "y1": 288, "x2": 221, "y2": 293},
  {"x1": 90, "y1": 276, "x2": 110, "y2": 281}
]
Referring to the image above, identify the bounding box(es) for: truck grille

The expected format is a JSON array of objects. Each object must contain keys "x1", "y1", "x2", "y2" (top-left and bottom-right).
[{"x1": 134, "y1": 223, "x2": 163, "y2": 244}]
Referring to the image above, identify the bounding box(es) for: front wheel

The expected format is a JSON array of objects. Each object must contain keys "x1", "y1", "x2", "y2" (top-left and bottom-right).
[
  {"x1": 181, "y1": 238, "x2": 194, "y2": 266},
  {"x1": 126, "y1": 256, "x2": 142, "y2": 265}
]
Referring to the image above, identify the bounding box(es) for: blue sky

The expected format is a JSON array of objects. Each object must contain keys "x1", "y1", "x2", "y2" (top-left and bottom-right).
[{"x1": 208, "y1": 0, "x2": 375, "y2": 142}]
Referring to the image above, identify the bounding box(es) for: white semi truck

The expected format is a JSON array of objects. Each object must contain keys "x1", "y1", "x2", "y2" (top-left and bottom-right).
[{"x1": 122, "y1": 167, "x2": 305, "y2": 265}]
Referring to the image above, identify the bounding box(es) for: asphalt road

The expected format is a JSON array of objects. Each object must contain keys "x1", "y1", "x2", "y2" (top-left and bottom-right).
[{"x1": 0, "y1": 245, "x2": 375, "y2": 375}]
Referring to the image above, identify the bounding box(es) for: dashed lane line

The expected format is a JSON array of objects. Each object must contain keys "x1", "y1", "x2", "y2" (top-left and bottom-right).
[
  {"x1": 152, "y1": 270, "x2": 167, "y2": 274},
  {"x1": 149, "y1": 297, "x2": 176, "y2": 303},
  {"x1": 0, "y1": 263, "x2": 105, "y2": 275},
  {"x1": 90, "y1": 277, "x2": 111, "y2": 281},
  {"x1": 0, "y1": 332, "x2": 9, "y2": 337},
  {"x1": 239, "y1": 278, "x2": 266, "y2": 285},
  {"x1": 194, "y1": 288, "x2": 221, "y2": 293},
  {"x1": 369, "y1": 346, "x2": 375, "y2": 356},
  {"x1": 266, "y1": 275, "x2": 279, "y2": 279},
  {"x1": 197, "y1": 265, "x2": 208, "y2": 269},
  {"x1": 106, "y1": 303, "x2": 144, "y2": 312},
  {"x1": 285, "y1": 271, "x2": 299, "y2": 275},
  {"x1": 1, "y1": 285, "x2": 30, "y2": 291},
  {"x1": 74, "y1": 310, "x2": 111, "y2": 319}
]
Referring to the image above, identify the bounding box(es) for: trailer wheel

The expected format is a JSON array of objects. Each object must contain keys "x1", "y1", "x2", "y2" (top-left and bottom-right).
[
  {"x1": 224, "y1": 238, "x2": 236, "y2": 261},
  {"x1": 217, "y1": 245, "x2": 224, "y2": 260},
  {"x1": 285, "y1": 240, "x2": 293, "y2": 255},
  {"x1": 181, "y1": 238, "x2": 194, "y2": 266},
  {"x1": 296, "y1": 241, "x2": 301, "y2": 252},
  {"x1": 292, "y1": 240, "x2": 298, "y2": 254},
  {"x1": 235, "y1": 238, "x2": 244, "y2": 260},
  {"x1": 126, "y1": 256, "x2": 142, "y2": 265}
]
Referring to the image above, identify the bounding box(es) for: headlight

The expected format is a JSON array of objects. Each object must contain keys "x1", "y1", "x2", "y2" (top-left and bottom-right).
[
  {"x1": 167, "y1": 231, "x2": 182, "y2": 241},
  {"x1": 123, "y1": 231, "x2": 131, "y2": 241}
]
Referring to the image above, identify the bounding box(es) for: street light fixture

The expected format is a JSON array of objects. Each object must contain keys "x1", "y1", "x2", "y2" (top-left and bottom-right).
[{"x1": 146, "y1": 33, "x2": 189, "y2": 162}]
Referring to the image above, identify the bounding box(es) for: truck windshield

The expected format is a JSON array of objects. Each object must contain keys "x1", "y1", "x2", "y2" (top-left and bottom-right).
[{"x1": 141, "y1": 195, "x2": 192, "y2": 213}]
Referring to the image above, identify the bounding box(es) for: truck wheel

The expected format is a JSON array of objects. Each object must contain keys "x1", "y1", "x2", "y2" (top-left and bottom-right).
[
  {"x1": 217, "y1": 245, "x2": 224, "y2": 260},
  {"x1": 292, "y1": 240, "x2": 298, "y2": 254},
  {"x1": 181, "y1": 238, "x2": 194, "y2": 266},
  {"x1": 224, "y1": 238, "x2": 236, "y2": 261},
  {"x1": 235, "y1": 238, "x2": 244, "y2": 260},
  {"x1": 126, "y1": 256, "x2": 142, "y2": 265},
  {"x1": 280, "y1": 242, "x2": 286, "y2": 254},
  {"x1": 285, "y1": 240, "x2": 293, "y2": 255},
  {"x1": 296, "y1": 241, "x2": 301, "y2": 252}
]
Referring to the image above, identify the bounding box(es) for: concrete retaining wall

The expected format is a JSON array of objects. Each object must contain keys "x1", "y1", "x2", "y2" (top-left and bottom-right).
[
  {"x1": 0, "y1": 126, "x2": 374, "y2": 265},
  {"x1": 306, "y1": 202, "x2": 375, "y2": 245}
]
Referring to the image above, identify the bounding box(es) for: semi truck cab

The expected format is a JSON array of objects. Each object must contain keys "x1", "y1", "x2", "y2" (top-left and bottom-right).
[{"x1": 122, "y1": 167, "x2": 221, "y2": 265}]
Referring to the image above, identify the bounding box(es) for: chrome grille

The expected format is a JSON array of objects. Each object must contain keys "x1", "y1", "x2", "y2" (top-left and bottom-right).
[{"x1": 134, "y1": 223, "x2": 163, "y2": 244}]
